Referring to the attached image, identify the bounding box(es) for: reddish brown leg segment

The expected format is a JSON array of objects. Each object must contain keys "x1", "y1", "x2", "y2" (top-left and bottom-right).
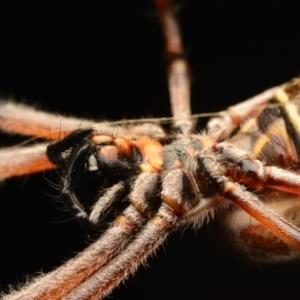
[
  {"x1": 207, "y1": 86, "x2": 280, "y2": 140},
  {"x1": 154, "y1": 0, "x2": 193, "y2": 134},
  {"x1": 4, "y1": 206, "x2": 144, "y2": 300},
  {"x1": 61, "y1": 205, "x2": 176, "y2": 300},
  {"x1": 0, "y1": 144, "x2": 55, "y2": 181},
  {"x1": 224, "y1": 181, "x2": 300, "y2": 251},
  {"x1": 0, "y1": 102, "x2": 166, "y2": 141}
]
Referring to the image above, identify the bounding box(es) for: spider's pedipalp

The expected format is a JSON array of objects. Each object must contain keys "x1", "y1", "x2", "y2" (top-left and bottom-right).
[
  {"x1": 46, "y1": 128, "x2": 95, "y2": 166},
  {"x1": 89, "y1": 182, "x2": 125, "y2": 226},
  {"x1": 61, "y1": 142, "x2": 96, "y2": 220}
]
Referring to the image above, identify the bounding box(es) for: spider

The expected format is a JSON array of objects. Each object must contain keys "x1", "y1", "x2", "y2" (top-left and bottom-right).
[{"x1": 2, "y1": 1, "x2": 300, "y2": 300}]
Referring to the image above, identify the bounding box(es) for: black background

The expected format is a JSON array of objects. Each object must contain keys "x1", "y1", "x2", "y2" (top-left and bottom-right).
[{"x1": 1, "y1": 0, "x2": 300, "y2": 299}]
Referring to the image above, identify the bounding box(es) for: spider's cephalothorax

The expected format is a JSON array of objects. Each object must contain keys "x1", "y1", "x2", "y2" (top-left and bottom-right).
[{"x1": 46, "y1": 128, "x2": 209, "y2": 226}]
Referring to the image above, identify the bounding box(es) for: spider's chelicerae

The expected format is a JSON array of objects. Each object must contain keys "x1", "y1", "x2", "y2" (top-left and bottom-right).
[{"x1": 2, "y1": 1, "x2": 300, "y2": 299}]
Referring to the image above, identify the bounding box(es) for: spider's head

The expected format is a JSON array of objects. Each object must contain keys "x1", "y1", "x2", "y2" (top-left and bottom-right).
[{"x1": 46, "y1": 128, "x2": 145, "y2": 226}]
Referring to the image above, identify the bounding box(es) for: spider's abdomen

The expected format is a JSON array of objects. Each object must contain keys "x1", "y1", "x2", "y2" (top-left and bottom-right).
[{"x1": 211, "y1": 80, "x2": 300, "y2": 262}]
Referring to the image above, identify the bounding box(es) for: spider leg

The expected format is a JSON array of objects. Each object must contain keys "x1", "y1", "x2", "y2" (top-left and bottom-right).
[
  {"x1": 61, "y1": 205, "x2": 176, "y2": 300},
  {"x1": 194, "y1": 151, "x2": 300, "y2": 251},
  {"x1": 0, "y1": 101, "x2": 166, "y2": 141},
  {"x1": 154, "y1": 0, "x2": 193, "y2": 135},
  {"x1": 207, "y1": 85, "x2": 280, "y2": 141},
  {"x1": 0, "y1": 101, "x2": 93, "y2": 140},
  {"x1": 221, "y1": 179, "x2": 300, "y2": 251},
  {"x1": 217, "y1": 142, "x2": 300, "y2": 195},
  {"x1": 3, "y1": 205, "x2": 145, "y2": 300},
  {"x1": 0, "y1": 143, "x2": 55, "y2": 181}
]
